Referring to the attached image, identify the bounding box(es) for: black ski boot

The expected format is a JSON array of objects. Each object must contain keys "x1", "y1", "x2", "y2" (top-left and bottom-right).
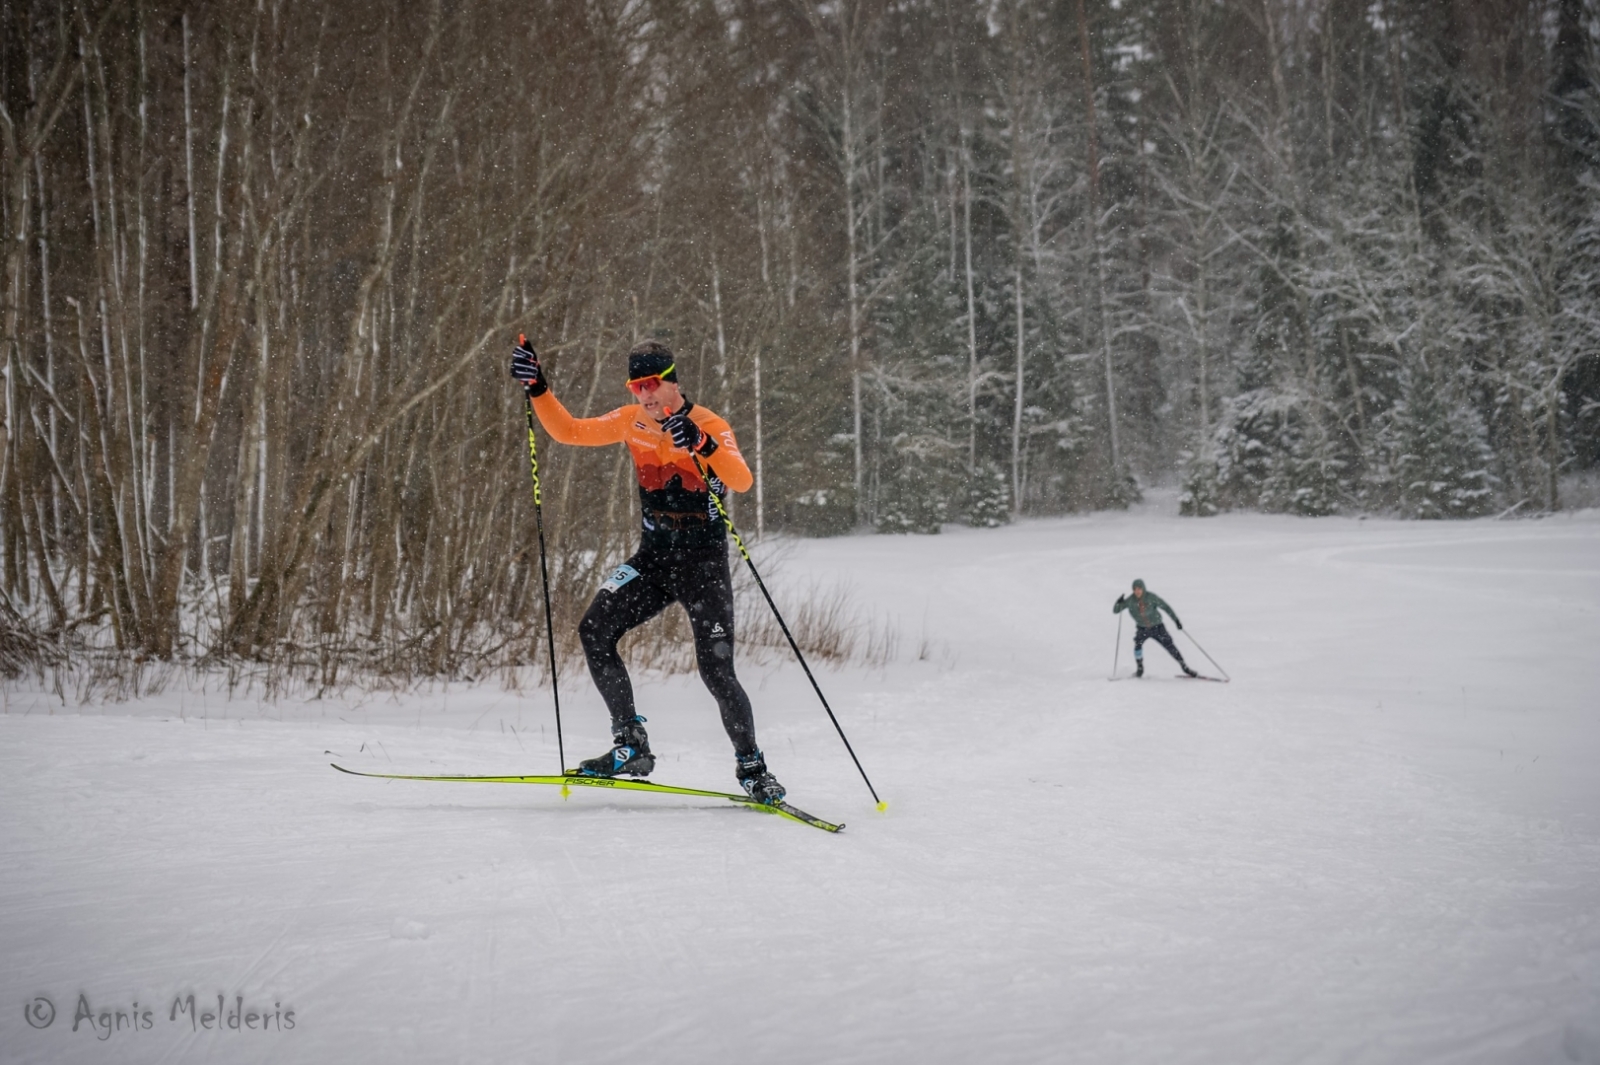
[
  {"x1": 1134, "y1": 658, "x2": 1144, "y2": 678},
  {"x1": 1180, "y1": 662, "x2": 1199, "y2": 678},
  {"x1": 576, "y1": 716, "x2": 654, "y2": 778},
  {"x1": 735, "y1": 750, "x2": 786, "y2": 805}
]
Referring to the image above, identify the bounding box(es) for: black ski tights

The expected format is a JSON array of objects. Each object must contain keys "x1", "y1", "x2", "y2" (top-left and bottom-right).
[
  {"x1": 578, "y1": 545, "x2": 757, "y2": 756},
  {"x1": 1133, "y1": 623, "x2": 1186, "y2": 665}
]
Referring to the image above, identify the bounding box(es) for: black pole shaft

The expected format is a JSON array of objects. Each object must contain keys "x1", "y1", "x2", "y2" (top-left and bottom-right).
[
  {"x1": 1112, "y1": 612, "x2": 1122, "y2": 679},
  {"x1": 1180, "y1": 626, "x2": 1229, "y2": 681},
  {"x1": 692, "y1": 454, "x2": 883, "y2": 809},
  {"x1": 526, "y1": 398, "x2": 565, "y2": 772}
]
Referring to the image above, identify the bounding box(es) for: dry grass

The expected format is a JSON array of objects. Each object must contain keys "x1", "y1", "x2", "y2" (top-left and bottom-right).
[
  {"x1": 620, "y1": 569, "x2": 899, "y2": 678},
  {"x1": 0, "y1": 603, "x2": 63, "y2": 682},
  {"x1": 4, "y1": 546, "x2": 896, "y2": 706}
]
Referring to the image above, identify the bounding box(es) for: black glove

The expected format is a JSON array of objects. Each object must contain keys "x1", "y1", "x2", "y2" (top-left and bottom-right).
[
  {"x1": 1174, "y1": 619, "x2": 1183, "y2": 630},
  {"x1": 1114, "y1": 595, "x2": 1126, "y2": 611},
  {"x1": 662, "y1": 409, "x2": 717, "y2": 456},
  {"x1": 510, "y1": 335, "x2": 548, "y2": 398}
]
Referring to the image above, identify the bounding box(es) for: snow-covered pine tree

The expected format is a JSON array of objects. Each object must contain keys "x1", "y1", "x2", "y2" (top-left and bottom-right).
[
  {"x1": 1210, "y1": 336, "x2": 1280, "y2": 509},
  {"x1": 1386, "y1": 361, "x2": 1497, "y2": 519},
  {"x1": 868, "y1": 207, "x2": 964, "y2": 534}
]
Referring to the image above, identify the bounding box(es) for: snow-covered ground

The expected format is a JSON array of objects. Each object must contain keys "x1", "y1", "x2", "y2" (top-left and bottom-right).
[{"x1": 5, "y1": 501, "x2": 1600, "y2": 1064}]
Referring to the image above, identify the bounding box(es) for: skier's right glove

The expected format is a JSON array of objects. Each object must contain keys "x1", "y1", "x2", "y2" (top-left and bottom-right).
[
  {"x1": 1114, "y1": 595, "x2": 1126, "y2": 612},
  {"x1": 662, "y1": 409, "x2": 718, "y2": 457},
  {"x1": 510, "y1": 334, "x2": 548, "y2": 398}
]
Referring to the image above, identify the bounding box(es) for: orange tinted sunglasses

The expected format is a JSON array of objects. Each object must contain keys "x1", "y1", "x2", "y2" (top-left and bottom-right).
[{"x1": 626, "y1": 364, "x2": 675, "y2": 395}]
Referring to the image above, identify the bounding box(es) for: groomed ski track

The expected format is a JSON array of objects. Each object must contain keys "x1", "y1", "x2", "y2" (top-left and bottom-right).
[{"x1": 4, "y1": 497, "x2": 1599, "y2": 1064}]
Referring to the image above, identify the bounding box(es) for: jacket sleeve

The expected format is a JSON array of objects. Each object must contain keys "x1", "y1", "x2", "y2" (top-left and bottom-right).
[
  {"x1": 531, "y1": 391, "x2": 629, "y2": 446},
  {"x1": 694, "y1": 410, "x2": 754, "y2": 493}
]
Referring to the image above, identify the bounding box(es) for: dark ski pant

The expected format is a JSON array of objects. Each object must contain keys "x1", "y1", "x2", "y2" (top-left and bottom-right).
[
  {"x1": 578, "y1": 543, "x2": 757, "y2": 757},
  {"x1": 1134, "y1": 623, "x2": 1186, "y2": 666}
]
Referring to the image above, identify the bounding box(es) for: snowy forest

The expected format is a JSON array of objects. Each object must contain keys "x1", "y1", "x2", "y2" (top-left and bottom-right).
[{"x1": 2, "y1": 0, "x2": 1598, "y2": 676}]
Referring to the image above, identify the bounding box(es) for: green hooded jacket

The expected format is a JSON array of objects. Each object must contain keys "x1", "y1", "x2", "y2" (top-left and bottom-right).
[{"x1": 1113, "y1": 579, "x2": 1181, "y2": 629}]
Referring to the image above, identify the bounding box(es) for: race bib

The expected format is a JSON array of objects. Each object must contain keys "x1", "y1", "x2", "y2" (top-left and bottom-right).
[{"x1": 600, "y1": 564, "x2": 640, "y2": 593}]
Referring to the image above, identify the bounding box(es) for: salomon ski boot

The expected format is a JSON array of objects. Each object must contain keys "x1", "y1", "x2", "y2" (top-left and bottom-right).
[
  {"x1": 735, "y1": 750, "x2": 786, "y2": 805},
  {"x1": 576, "y1": 716, "x2": 654, "y2": 778}
]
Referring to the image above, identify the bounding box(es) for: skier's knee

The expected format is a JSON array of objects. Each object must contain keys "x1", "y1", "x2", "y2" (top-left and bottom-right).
[{"x1": 699, "y1": 657, "x2": 737, "y2": 693}]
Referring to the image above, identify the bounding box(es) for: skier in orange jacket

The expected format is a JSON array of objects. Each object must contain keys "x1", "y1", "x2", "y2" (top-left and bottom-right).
[{"x1": 511, "y1": 336, "x2": 783, "y2": 803}]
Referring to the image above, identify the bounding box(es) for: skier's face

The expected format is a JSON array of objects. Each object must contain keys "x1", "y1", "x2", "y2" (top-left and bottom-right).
[
  {"x1": 635, "y1": 378, "x2": 684, "y2": 419},
  {"x1": 1133, "y1": 586, "x2": 1144, "y2": 598}
]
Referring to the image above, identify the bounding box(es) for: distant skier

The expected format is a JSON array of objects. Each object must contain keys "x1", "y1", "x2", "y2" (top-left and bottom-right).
[
  {"x1": 510, "y1": 335, "x2": 785, "y2": 804},
  {"x1": 1113, "y1": 579, "x2": 1198, "y2": 678}
]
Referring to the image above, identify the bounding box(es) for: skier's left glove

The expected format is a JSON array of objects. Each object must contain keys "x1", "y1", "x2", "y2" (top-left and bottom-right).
[
  {"x1": 1174, "y1": 619, "x2": 1183, "y2": 630},
  {"x1": 663, "y1": 410, "x2": 718, "y2": 457},
  {"x1": 510, "y1": 335, "x2": 548, "y2": 398}
]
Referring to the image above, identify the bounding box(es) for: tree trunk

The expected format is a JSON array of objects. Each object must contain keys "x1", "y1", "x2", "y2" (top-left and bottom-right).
[{"x1": 1076, "y1": 0, "x2": 1120, "y2": 477}]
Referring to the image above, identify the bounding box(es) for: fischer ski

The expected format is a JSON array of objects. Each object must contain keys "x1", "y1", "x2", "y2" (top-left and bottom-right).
[{"x1": 330, "y1": 764, "x2": 844, "y2": 832}]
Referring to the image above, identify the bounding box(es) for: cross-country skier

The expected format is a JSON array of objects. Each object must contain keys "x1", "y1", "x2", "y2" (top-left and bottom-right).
[
  {"x1": 510, "y1": 336, "x2": 785, "y2": 803},
  {"x1": 1113, "y1": 579, "x2": 1198, "y2": 678}
]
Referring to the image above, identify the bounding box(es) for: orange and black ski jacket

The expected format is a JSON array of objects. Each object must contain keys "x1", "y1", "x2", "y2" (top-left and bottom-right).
[{"x1": 531, "y1": 391, "x2": 752, "y2": 550}]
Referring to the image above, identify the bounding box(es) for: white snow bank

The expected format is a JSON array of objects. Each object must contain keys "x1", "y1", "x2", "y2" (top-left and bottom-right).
[{"x1": 3, "y1": 509, "x2": 1598, "y2": 1064}]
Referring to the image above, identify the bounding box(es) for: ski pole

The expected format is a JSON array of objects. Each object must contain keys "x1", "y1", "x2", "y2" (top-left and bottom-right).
[
  {"x1": 521, "y1": 341, "x2": 565, "y2": 774},
  {"x1": 692, "y1": 453, "x2": 885, "y2": 811},
  {"x1": 1179, "y1": 625, "x2": 1229, "y2": 681},
  {"x1": 1111, "y1": 613, "x2": 1122, "y2": 680}
]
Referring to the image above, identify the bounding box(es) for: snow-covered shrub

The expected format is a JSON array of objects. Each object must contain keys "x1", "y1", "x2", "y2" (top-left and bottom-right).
[
  {"x1": 1261, "y1": 422, "x2": 1347, "y2": 517},
  {"x1": 874, "y1": 433, "x2": 957, "y2": 534},
  {"x1": 784, "y1": 487, "x2": 857, "y2": 537},
  {"x1": 960, "y1": 462, "x2": 1013, "y2": 527},
  {"x1": 1178, "y1": 448, "x2": 1222, "y2": 516},
  {"x1": 1211, "y1": 388, "x2": 1348, "y2": 515}
]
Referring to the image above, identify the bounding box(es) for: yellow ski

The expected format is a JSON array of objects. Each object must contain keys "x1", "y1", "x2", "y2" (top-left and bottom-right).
[{"x1": 330, "y1": 764, "x2": 844, "y2": 832}]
